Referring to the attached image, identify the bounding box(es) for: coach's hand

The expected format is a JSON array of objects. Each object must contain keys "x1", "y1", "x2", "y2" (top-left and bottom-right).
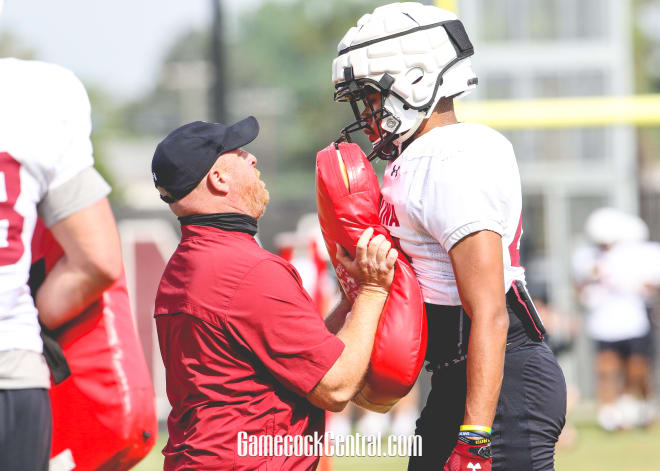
[
  {"x1": 336, "y1": 227, "x2": 398, "y2": 294},
  {"x1": 444, "y1": 431, "x2": 492, "y2": 471}
]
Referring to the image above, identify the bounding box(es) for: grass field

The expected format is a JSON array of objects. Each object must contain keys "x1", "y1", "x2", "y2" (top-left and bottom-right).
[{"x1": 133, "y1": 419, "x2": 660, "y2": 470}]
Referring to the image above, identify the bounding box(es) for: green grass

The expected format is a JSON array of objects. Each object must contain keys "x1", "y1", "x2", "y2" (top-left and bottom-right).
[
  {"x1": 132, "y1": 421, "x2": 660, "y2": 470},
  {"x1": 556, "y1": 422, "x2": 660, "y2": 471}
]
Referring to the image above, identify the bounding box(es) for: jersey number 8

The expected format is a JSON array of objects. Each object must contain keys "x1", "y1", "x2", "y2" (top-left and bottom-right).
[{"x1": 0, "y1": 152, "x2": 25, "y2": 266}]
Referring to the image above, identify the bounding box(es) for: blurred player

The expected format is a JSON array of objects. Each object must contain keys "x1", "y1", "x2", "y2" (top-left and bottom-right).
[
  {"x1": 331, "y1": 3, "x2": 566, "y2": 470},
  {"x1": 574, "y1": 207, "x2": 660, "y2": 430},
  {"x1": 0, "y1": 3, "x2": 122, "y2": 467}
]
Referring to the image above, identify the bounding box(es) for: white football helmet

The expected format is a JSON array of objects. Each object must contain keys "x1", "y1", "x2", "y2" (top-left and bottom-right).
[
  {"x1": 585, "y1": 207, "x2": 649, "y2": 246},
  {"x1": 332, "y1": 2, "x2": 478, "y2": 160}
]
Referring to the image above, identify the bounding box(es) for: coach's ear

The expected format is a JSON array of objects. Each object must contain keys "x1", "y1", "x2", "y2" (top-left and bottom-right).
[{"x1": 207, "y1": 167, "x2": 230, "y2": 197}]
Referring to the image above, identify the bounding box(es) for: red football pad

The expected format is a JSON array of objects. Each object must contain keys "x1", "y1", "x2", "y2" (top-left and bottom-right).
[
  {"x1": 316, "y1": 142, "x2": 427, "y2": 412},
  {"x1": 31, "y1": 222, "x2": 157, "y2": 470}
]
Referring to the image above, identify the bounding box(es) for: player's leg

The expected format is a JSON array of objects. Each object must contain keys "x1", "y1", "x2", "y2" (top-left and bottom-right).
[
  {"x1": 597, "y1": 345, "x2": 623, "y2": 404},
  {"x1": 391, "y1": 382, "x2": 420, "y2": 437},
  {"x1": 0, "y1": 388, "x2": 52, "y2": 471},
  {"x1": 408, "y1": 363, "x2": 466, "y2": 471},
  {"x1": 625, "y1": 354, "x2": 650, "y2": 397},
  {"x1": 409, "y1": 305, "x2": 470, "y2": 470},
  {"x1": 622, "y1": 334, "x2": 654, "y2": 427},
  {"x1": 492, "y1": 342, "x2": 566, "y2": 471},
  {"x1": 624, "y1": 334, "x2": 652, "y2": 399},
  {"x1": 595, "y1": 343, "x2": 625, "y2": 430}
]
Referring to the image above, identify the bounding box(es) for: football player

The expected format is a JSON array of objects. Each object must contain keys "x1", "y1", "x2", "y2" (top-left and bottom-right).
[
  {"x1": 0, "y1": 2, "x2": 122, "y2": 468},
  {"x1": 331, "y1": 3, "x2": 566, "y2": 470}
]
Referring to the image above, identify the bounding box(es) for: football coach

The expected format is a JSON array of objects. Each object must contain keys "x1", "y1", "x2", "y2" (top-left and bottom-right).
[{"x1": 151, "y1": 117, "x2": 398, "y2": 471}]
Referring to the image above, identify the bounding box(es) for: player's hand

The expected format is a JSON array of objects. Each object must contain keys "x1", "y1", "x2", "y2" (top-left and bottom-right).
[
  {"x1": 444, "y1": 431, "x2": 492, "y2": 471},
  {"x1": 336, "y1": 227, "x2": 398, "y2": 294}
]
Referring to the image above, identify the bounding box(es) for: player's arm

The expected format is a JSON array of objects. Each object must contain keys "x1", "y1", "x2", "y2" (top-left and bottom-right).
[
  {"x1": 449, "y1": 229, "x2": 509, "y2": 427},
  {"x1": 306, "y1": 228, "x2": 397, "y2": 412},
  {"x1": 36, "y1": 197, "x2": 122, "y2": 329}
]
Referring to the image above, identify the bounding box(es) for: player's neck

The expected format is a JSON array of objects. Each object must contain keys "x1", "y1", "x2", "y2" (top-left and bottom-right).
[{"x1": 413, "y1": 99, "x2": 458, "y2": 139}]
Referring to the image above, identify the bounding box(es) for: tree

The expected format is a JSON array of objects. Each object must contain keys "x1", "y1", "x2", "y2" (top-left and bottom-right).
[
  {"x1": 0, "y1": 31, "x2": 35, "y2": 59},
  {"x1": 229, "y1": 0, "x2": 383, "y2": 170}
]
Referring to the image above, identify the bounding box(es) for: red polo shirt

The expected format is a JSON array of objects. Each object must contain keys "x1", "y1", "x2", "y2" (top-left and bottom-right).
[{"x1": 154, "y1": 225, "x2": 344, "y2": 471}]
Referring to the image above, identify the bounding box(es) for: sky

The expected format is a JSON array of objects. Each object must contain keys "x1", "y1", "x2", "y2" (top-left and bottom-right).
[{"x1": 0, "y1": 0, "x2": 261, "y2": 99}]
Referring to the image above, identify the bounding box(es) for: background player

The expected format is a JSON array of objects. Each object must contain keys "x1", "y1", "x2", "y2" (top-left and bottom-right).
[
  {"x1": 0, "y1": 5, "x2": 123, "y2": 467},
  {"x1": 574, "y1": 207, "x2": 660, "y2": 431},
  {"x1": 331, "y1": 3, "x2": 566, "y2": 470}
]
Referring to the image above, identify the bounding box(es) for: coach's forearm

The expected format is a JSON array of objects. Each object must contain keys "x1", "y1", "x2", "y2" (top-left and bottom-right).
[
  {"x1": 333, "y1": 288, "x2": 387, "y2": 391},
  {"x1": 307, "y1": 228, "x2": 396, "y2": 411},
  {"x1": 307, "y1": 287, "x2": 387, "y2": 411},
  {"x1": 464, "y1": 308, "x2": 509, "y2": 427}
]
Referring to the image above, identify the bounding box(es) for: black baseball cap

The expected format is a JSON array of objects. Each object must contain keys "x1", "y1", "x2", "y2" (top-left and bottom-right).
[{"x1": 151, "y1": 116, "x2": 260, "y2": 203}]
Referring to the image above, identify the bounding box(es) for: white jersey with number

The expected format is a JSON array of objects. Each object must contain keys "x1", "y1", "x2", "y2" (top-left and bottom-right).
[
  {"x1": 379, "y1": 122, "x2": 526, "y2": 306},
  {"x1": 0, "y1": 58, "x2": 95, "y2": 354}
]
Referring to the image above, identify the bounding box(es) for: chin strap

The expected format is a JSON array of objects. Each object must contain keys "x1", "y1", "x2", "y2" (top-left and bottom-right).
[{"x1": 393, "y1": 111, "x2": 426, "y2": 149}]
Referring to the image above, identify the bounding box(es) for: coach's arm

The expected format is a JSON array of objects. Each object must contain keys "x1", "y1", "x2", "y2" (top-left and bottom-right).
[{"x1": 306, "y1": 228, "x2": 397, "y2": 412}]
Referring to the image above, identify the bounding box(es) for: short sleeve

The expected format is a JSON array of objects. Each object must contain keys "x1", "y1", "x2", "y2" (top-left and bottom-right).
[
  {"x1": 46, "y1": 67, "x2": 96, "y2": 192},
  {"x1": 226, "y1": 259, "x2": 344, "y2": 396},
  {"x1": 415, "y1": 144, "x2": 514, "y2": 251},
  {"x1": 37, "y1": 167, "x2": 111, "y2": 227}
]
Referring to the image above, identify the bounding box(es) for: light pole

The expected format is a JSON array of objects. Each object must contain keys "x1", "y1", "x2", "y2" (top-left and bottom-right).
[{"x1": 210, "y1": 0, "x2": 227, "y2": 123}]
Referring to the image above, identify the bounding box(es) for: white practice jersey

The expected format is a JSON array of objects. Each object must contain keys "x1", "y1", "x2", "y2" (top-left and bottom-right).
[
  {"x1": 379, "y1": 123, "x2": 526, "y2": 306},
  {"x1": 0, "y1": 58, "x2": 96, "y2": 354}
]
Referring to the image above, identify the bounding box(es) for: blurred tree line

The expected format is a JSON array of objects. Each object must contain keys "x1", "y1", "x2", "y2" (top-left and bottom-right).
[
  {"x1": 124, "y1": 0, "x2": 385, "y2": 172},
  {"x1": 634, "y1": 0, "x2": 660, "y2": 167}
]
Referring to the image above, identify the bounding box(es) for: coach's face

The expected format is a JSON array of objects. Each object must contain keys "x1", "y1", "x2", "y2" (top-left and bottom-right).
[{"x1": 217, "y1": 148, "x2": 270, "y2": 219}]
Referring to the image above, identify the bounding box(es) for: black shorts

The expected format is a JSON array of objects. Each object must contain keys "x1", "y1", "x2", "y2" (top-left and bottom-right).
[
  {"x1": 0, "y1": 388, "x2": 52, "y2": 471},
  {"x1": 596, "y1": 334, "x2": 652, "y2": 359},
  {"x1": 409, "y1": 293, "x2": 567, "y2": 471}
]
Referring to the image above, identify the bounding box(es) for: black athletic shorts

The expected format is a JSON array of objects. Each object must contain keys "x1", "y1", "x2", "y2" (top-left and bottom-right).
[
  {"x1": 408, "y1": 288, "x2": 567, "y2": 471},
  {"x1": 0, "y1": 388, "x2": 52, "y2": 471},
  {"x1": 596, "y1": 333, "x2": 653, "y2": 359}
]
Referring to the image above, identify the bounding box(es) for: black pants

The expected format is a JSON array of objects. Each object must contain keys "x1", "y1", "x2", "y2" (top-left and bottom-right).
[
  {"x1": 409, "y1": 297, "x2": 566, "y2": 470},
  {"x1": 0, "y1": 388, "x2": 52, "y2": 471}
]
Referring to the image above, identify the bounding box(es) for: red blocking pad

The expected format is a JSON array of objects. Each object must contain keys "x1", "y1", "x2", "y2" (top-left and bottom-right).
[
  {"x1": 31, "y1": 221, "x2": 157, "y2": 470},
  {"x1": 316, "y1": 142, "x2": 427, "y2": 412}
]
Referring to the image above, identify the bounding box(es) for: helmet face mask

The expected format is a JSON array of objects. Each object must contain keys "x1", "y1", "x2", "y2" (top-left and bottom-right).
[
  {"x1": 335, "y1": 81, "x2": 402, "y2": 161},
  {"x1": 332, "y1": 2, "x2": 478, "y2": 161}
]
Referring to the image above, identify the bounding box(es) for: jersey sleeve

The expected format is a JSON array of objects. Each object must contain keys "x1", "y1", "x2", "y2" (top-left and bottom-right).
[
  {"x1": 38, "y1": 66, "x2": 110, "y2": 225},
  {"x1": 37, "y1": 167, "x2": 110, "y2": 227},
  {"x1": 46, "y1": 67, "x2": 96, "y2": 192},
  {"x1": 226, "y1": 259, "x2": 345, "y2": 396},
  {"x1": 415, "y1": 143, "x2": 515, "y2": 251}
]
